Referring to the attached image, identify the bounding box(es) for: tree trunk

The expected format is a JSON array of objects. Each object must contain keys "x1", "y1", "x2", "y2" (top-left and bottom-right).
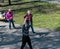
[{"x1": 8, "y1": 0, "x2": 11, "y2": 5}]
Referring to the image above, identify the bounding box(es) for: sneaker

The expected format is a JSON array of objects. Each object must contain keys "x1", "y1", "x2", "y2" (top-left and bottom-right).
[{"x1": 33, "y1": 32, "x2": 35, "y2": 33}]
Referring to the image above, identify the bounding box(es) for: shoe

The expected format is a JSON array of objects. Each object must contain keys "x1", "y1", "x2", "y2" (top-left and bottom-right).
[
  {"x1": 9, "y1": 28, "x2": 11, "y2": 30},
  {"x1": 33, "y1": 32, "x2": 35, "y2": 33},
  {"x1": 13, "y1": 27, "x2": 16, "y2": 29}
]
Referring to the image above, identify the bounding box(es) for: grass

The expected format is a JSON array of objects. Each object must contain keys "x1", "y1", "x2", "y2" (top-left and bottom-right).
[
  {"x1": 14, "y1": 10, "x2": 60, "y2": 29},
  {"x1": 33, "y1": 13, "x2": 60, "y2": 28},
  {"x1": 0, "y1": 1, "x2": 60, "y2": 29}
]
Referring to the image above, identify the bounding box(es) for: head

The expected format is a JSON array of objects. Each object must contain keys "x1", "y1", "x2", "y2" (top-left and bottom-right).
[
  {"x1": 8, "y1": 9, "x2": 12, "y2": 12},
  {"x1": 23, "y1": 24, "x2": 28, "y2": 30},
  {"x1": 27, "y1": 10, "x2": 31, "y2": 15}
]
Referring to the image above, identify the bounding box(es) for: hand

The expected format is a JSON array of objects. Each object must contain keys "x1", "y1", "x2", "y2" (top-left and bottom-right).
[
  {"x1": 25, "y1": 24, "x2": 27, "y2": 27},
  {"x1": 7, "y1": 19, "x2": 9, "y2": 21}
]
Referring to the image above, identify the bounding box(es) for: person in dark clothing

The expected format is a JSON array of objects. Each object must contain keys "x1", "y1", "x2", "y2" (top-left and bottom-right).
[
  {"x1": 24, "y1": 10, "x2": 35, "y2": 33},
  {"x1": 21, "y1": 25, "x2": 33, "y2": 49}
]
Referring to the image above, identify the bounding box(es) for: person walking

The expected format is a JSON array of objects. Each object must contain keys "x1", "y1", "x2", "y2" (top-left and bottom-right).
[
  {"x1": 24, "y1": 10, "x2": 35, "y2": 33},
  {"x1": 6, "y1": 9, "x2": 15, "y2": 29},
  {"x1": 21, "y1": 24, "x2": 33, "y2": 49}
]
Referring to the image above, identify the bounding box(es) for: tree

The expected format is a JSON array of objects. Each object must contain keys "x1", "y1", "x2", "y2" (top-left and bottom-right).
[{"x1": 8, "y1": 0, "x2": 11, "y2": 5}]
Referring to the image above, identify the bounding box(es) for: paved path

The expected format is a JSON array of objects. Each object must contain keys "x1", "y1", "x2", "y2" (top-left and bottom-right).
[{"x1": 0, "y1": 21, "x2": 60, "y2": 49}]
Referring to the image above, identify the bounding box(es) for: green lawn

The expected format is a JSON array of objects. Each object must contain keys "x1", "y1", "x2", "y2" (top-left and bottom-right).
[
  {"x1": 14, "y1": 11, "x2": 60, "y2": 29},
  {"x1": 33, "y1": 13, "x2": 60, "y2": 28}
]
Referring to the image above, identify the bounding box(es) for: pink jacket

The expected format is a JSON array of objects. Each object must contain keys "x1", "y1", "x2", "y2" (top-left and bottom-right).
[{"x1": 6, "y1": 11, "x2": 13, "y2": 20}]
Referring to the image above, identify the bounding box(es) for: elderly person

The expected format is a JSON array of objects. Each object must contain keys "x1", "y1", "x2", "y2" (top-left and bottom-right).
[
  {"x1": 6, "y1": 9, "x2": 15, "y2": 29},
  {"x1": 24, "y1": 10, "x2": 35, "y2": 33}
]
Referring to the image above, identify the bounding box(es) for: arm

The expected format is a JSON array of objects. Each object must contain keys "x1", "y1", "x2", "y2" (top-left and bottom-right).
[
  {"x1": 23, "y1": 17, "x2": 27, "y2": 25},
  {"x1": 6, "y1": 12, "x2": 9, "y2": 21},
  {"x1": 23, "y1": 14, "x2": 27, "y2": 24}
]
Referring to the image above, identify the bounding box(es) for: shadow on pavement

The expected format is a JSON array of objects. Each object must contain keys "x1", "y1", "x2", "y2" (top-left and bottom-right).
[
  {"x1": 0, "y1": 20, "x2": 8, "y2": 22},
  {"x1": 0, "y1": 33, "x2": 22, "y2": 46},
  {"x1": 29, "y1": 31, "x2": 50, "y2": 36},
  {"x1": 0, "y1": 31, "x2": 50, "y2": 47},
  {"x1": 36, "y1": 32, "x2": 50, "y2": 36},
  {"x1": 15, "y1": 26, "x2": 22, "y2": 29},
  {"x1": 55, "y1": 27, "x2": 60, "y2": 31},
  {"x1": 0, "y1": 25, "x2": 6, "y2": 28}
]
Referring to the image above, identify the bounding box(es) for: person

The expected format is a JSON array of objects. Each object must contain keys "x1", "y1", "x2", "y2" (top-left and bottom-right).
[
  {"x1": 24, "y1": 10, "x2": 35, "y2": 33},
  {"x1": 6, "y1": 9, "x2": 15, "y2": 29},
  {"x1": 21, "y1": 24, "x2": 33, "y2": 49}
]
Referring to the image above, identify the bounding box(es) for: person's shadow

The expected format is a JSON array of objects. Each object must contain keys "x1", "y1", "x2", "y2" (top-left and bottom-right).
[
  {"x1": 35, "y1": 32, "x2": 50, "y2": 36},
  {"x1": 15, "y1": 26, "x2": 22, "y2": 29}
]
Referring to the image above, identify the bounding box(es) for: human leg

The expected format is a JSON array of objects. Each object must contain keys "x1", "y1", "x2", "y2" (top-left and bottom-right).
[
  {"x1": 11, "y1": 20, "x2": 15, "y2": 28},
  {"x1": 27, "y1": 36, "x2": 33, "y2": 49},
  {"x1": 30, "y1": 24, "x2": 35, "y2": 33},
  {"x1": 21, "y1": 35, "x2": 27, "y2": 49},
  {"x1": 9, "y1": 20, "x2": 11, "y2": 29}
]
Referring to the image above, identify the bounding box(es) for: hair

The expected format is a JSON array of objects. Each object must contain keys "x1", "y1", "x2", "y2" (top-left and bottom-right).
[
  {"x1": 8, "y1": 9, "x2": 12, "y2": 11},
  {"x1": 27, "y1": 10, "x2": 30, "y2": 12}
]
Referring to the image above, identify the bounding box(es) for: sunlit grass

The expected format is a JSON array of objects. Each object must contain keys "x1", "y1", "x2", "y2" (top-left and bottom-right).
[
  {"x1": 14, "y1": 11, "x2": 60, "y2": 29},
  {"x1": 33, "y1": 13, "x2": 60, "y2": 28}
]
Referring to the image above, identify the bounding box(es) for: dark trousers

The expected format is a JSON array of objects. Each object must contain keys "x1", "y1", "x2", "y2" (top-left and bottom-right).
[
  {"x1": 21, "y1": 35, "x2": 33, "y2": 49},
  {"x1": 9, "y1": 20, "x2": 15, "y2": 29},
  {"x1": 29, "y1": 24, "x2": 35, "y2": 33},
  {"x1": 26, "y1": 20, "x2": 35, "y2": 33}
]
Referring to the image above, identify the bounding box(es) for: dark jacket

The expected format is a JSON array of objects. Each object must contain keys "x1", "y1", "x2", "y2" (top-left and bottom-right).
[{"x1": 22, "y1": 25, "x2": 29, "y2": 36}]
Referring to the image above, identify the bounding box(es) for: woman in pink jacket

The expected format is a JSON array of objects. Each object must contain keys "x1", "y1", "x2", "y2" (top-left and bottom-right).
[{"x1": 6, "y1": 9, "x2": 15, "y2": 29}]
